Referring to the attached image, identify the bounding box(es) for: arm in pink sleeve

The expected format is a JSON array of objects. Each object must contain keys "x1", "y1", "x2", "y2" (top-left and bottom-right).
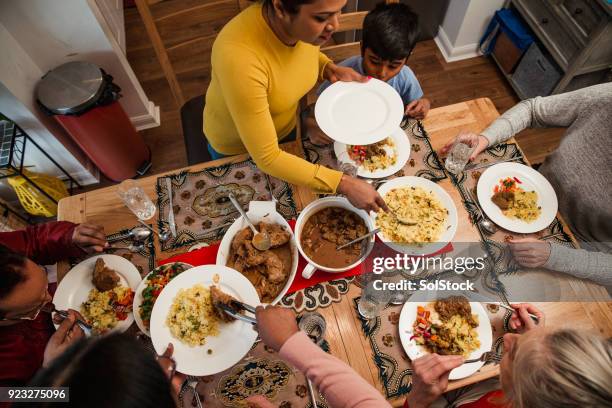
[{"x1": 279, "y1": 331, "x2": 391, "y2": 408}]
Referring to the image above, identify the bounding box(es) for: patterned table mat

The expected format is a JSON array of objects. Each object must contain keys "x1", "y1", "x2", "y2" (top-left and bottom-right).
[
  {"x1": 70, "y1": 224, "x2": 156, "y2": 278},
  {"x1": 448, "y1": 142, "x2": 576, "y2": 298},
  {"x1": 178, "y1": 339, "x2": 332, "y2": 408},
  {"x1": 280, "y1": 277, "x2": 355, "y2": 312},
  {"x1": 302, "y1": 119, "x2": 447, "y2": 183},
  {"x1": 156, "y1": 159, "x2": 299, "y2": 251},
  {"x1": 354, "y1": 296, "x2": 509, "y2": 399}
]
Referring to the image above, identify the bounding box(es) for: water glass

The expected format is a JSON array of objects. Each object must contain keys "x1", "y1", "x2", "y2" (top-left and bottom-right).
[
  {"x1": 358, "y1": 273, "x2": 393, "y2": 319},
  {"x1": 117, "y1": 179, "x2": 156, "y2": 220},
  {"x1": 444, "y1": 140, "x2": 475, "y2": 174}
]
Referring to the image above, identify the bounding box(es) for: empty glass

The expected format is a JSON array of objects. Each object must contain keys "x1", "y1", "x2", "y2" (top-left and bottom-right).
[
  {"x1": 117, "y1": 179, "x2": 156, "y2": 220},
  {"x1": 358, "y1": 273, "x2": 393, "y2": 319},
  {"x1": 445, "y1": 140, "x2": 475, "y2": 174}
]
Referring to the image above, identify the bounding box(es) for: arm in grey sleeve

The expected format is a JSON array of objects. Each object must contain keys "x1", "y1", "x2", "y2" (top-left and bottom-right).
[
  {"x1": 544, "y1": 243, "x2": 612, "y2": 287},
  {"x1": 480, "y1": 84, "x2": 610, "y2": 146}
]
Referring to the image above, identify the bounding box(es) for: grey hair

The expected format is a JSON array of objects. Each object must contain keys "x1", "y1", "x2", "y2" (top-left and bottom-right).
[{"x1": 508, "y1": 328, "x2": 612, "y2": 408}]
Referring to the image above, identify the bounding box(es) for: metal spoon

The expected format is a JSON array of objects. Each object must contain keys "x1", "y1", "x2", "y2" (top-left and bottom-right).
[
  {"x1": 337, "y1": 228, "x2": 380, "y2": 250},
  {"x1": 465, "y1": 188, "x2": 497, "y2": 235},
  {"x1": 136, "y1": 219, "x2": 171, "y2": 242},
  {"x1": 106, "y1": 243, "x2": 145, "y2": 252},
  {"x1": 227, "y1": 192, "x2": 271, "y2": 251},
  {"x1": 129, "y1": 226, "x2": 152, "y2": 242}
]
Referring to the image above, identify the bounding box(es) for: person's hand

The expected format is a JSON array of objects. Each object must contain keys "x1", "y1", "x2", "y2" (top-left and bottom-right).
[
  {"x1": 337, "y1": 175, "x2": 389, "y2": 213},
  {"x1": 305, "y1": 116, "x2": 333, "y2": 146},
  {"x1": 44, "y1": 309, "x2": 85, "y2": 367},
  {"x1": 439, "y1": 131, "x2": 489, "y2": 161},
  {"x1": 156, "y1": 343, "x2": 186, "y2": 395},
  {"x1": 323, "y1": 63, "x2": 369, "y2": 83},
  {"x1": 405, "y1": 354, "x2": 464, "y2": 408},
  {"x1": 508, "y1": 238, "x2": 551, "y2": 268},
  {"x1": 405, "y1": 98, "x2": 431, "y2": 120},
  {"x1": 509, "y1": 303, "x2": 545, "y2": 333},
  {"x1": 255, "y1": 305, "x2": 299, "y2": 352},
  {"x1": 72, "y1": 223, "x2": 107, "y2": 253}
]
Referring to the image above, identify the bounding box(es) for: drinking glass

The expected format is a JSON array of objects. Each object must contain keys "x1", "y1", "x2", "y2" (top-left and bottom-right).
[
  {"x1": 358, "y1": 273, "x2": 393, "y2": 319},
  {"x1": 444, "y1": 140, "x2": 475, "y2": 174},
  {"x1": 117, "y1": 179, "x2": 156, "y2": 220}
]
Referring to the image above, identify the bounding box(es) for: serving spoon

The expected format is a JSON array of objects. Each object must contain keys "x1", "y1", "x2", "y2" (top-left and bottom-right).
[{"x1": 228, "y1": 192, "x2": 271, "y2": 251}]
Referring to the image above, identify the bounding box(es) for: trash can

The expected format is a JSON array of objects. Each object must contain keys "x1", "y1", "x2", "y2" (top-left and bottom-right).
[{"x1": 36, "y1": 61, "x2": 152, "y2": 182}]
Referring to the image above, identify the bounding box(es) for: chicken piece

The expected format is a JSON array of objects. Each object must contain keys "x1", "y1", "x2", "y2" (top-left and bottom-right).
[
  {"x1": 231, "y1": 228, "x2": 253, "y2": 252},
  {"x1": 491, "y1": 191, "x2": 515, "y2": 210},
  {"x1": 258, "y1": 222, "x2": 290, "y2": 248},
  {"x1": 210, "y1": 285, "x2": 238, "y2": 323},
  {"x1": 92, "y1": 258, "x2": 120, "y2": 292},
  {"x1": 261, "y1": 251, "x2": 285, "y2": 283}
]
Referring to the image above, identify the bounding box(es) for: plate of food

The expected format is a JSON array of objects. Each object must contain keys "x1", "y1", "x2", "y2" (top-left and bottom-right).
[
  {"x1": 133, "y1": 262, "x2": 193, "y2": 336},
  {"x1": 149, "y1": 265, "x2": 260, "y2": 376},
  {"x1": 334, "y1": 127, "x2": 410, "y2": 178},
  {"x1": 53, "y1": 254, "x2": 141, "y2": 335},
  {"x1": 216, "y1": 200, "x2": 298, "y2": 304},
  {"x1": 477, "y1": 163, "x2": 557, "y2": 233},
  {"x1": 398, "y1": 296, "x2": 493, "y2": 380},
  {"x1": 372, "y1": 176, "x2": 458, "y2": 255},
  {"x1": 315, "y1": 78, "x2": 404, "y2": 145}
]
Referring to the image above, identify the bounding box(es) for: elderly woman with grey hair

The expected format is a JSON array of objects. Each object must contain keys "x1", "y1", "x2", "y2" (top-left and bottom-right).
[{"x1": 441, "y1": 83, "x2": 612, "y2": 288}]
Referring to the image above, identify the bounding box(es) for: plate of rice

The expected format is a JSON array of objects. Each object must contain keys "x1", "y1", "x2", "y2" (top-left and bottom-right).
[
  {"x1": 334, "y1": 127, "x2": 410, "y2": 178},
  {"x1": 150, "y1": 265, "x2": 260, "y2": 376},
  {"x1": 372, "y1": 176, "x2": 458, "y2": 255},
  {"x1": 398, "y1": 297, "x2": 492, "y2": 380},
  {"x1": 53, "y1": 254, "x2": 141, "y2": 335},
  {"x1": 477, "y1": 163, "x2": 557, "y2": 233}
]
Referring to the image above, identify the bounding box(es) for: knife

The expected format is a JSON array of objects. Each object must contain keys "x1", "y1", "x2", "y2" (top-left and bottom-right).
[{"x1": 166, "y1": 178, "x2": 177, "y2": 238}]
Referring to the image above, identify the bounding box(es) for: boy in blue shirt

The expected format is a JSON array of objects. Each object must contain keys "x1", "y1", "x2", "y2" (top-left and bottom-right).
[{"x1": 306, "y1": 2, "x2": 430, "y2": 145}]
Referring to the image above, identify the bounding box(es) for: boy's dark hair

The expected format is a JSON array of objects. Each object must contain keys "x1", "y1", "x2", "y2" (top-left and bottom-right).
[
  {"x1": 27, "y1": 333, "x2": 175, "y2": 408},
  {"x1": 362, "y1": 2, "x2": 419, "y2": 61},
  {"x1": 0, "y1": 244, "x2": 27, "y2": 302},
  {"x1": 252, "y1": 0, "x2": 315, "y2": 14}
]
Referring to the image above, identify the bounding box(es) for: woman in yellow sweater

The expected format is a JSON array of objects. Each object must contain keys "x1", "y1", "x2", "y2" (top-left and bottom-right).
[{"x1": 204, "y1": 0, "x2": 388, "y2": 212}]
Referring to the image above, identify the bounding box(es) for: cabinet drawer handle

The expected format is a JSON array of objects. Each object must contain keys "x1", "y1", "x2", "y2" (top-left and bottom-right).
[
  {"x1": 541, "y1": 17, "x2": 549, "y2": 24},
  {"x1": 537, "y1": 59, "x2": 547, "y2": 71},
  {"x1": 574, "y1": 8, "x2": 583, "y2": 15}
]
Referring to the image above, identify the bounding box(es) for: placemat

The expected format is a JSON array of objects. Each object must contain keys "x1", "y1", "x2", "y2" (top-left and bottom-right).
[
  {"x1": 156, "y1": 159, "x2": 299, "y2": 251},
  {"x1": 447, "y1": 142, "x2": 576, "y2": 297},
  {"x1": 354, "y1": 296, "x2": 509, "y2": 399},
  {"x1": 70, "y1": 224, "x2": 156, "y2": 278},
  {"x1": 178, "y1": 339, "x2": 332, "y2": 408},
  {"x1": 302, "y1": 119, "x2": 447, "y2": 183}
]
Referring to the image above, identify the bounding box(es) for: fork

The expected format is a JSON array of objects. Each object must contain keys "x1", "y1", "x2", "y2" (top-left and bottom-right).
[
  {"x1": 187, "y1": 377, "x2": 202, "y2": 408},
  {"x1": 464, "y1": 351, "x2": 502, "y2": 364}
]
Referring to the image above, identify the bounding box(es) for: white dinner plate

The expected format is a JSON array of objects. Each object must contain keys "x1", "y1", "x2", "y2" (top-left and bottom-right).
[
  {"x1": 315, "y1": 78, "x2": 404, "y2": 145},
  {"x1": 53, "y1": 254, "x2": 142, "y2": 333},
  {"x1": 133, "y1": 262, "x2": 193, "y2": 337},
  {"x1": 398, "y1": 301, "x2": 493, "y2": 380},
  {"x1": 372, "y1": 176, "x2": 458, "y2": 255},
  {"x1": 150, "y1": 265, "x2": 260, "y2": 376},
  {"x1": 334, "y1": 127, "x2": 410, "y2": 179},
  {"x1": 476, "y1": 163, "x2": 558, "y2": 233}
]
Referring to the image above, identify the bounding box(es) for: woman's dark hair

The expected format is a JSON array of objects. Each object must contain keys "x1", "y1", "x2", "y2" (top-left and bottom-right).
[
  {"x1": 362, "y1": 2, "x2": 419, "y2": 61},
  {"x1": 0, "y1": 244, "x2": 27, "y2": 317},
  {"x1": 26, "y1": 333, "x2": 175, "y2": 408},
  {"x1": 257, "y1": 0, "x2": 315, "y2": 15}
]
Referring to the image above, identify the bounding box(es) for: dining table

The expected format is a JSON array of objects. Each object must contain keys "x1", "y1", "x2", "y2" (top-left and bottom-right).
[{"x1": 57, "y1": 97, "x2": 612, "y2": 407}]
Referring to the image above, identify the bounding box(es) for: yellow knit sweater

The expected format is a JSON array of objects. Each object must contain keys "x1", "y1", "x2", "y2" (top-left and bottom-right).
[{"x1": 203, "y1": 2, "x2": 342, "y2": 193}]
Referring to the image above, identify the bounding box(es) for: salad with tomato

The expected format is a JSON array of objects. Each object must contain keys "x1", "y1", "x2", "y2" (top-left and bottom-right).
[{"x1": 139, "y1": 262, "x2": 192, "y2": 330}]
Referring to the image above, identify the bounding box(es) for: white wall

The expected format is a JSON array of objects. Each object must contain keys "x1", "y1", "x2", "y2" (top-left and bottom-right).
[
  {"x1": 435, "y1": 0, "x2": 506, "y2": 62},
  {"x1": 0, "y1": 0, "x2": 159, "y2": 129},
  {"x1": 0, "y1": 25, "x2": 98, "y2": 185}
]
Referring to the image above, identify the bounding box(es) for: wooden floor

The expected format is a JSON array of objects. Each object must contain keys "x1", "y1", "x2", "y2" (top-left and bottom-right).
[{"x1": 123, "y1": 1, "x2": 564, "y2": 178}]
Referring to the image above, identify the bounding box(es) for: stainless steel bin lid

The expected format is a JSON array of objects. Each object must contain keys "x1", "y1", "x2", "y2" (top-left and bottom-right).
[{"x1": 36, "y1": 61, "x2": 104, "y2": 115}]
